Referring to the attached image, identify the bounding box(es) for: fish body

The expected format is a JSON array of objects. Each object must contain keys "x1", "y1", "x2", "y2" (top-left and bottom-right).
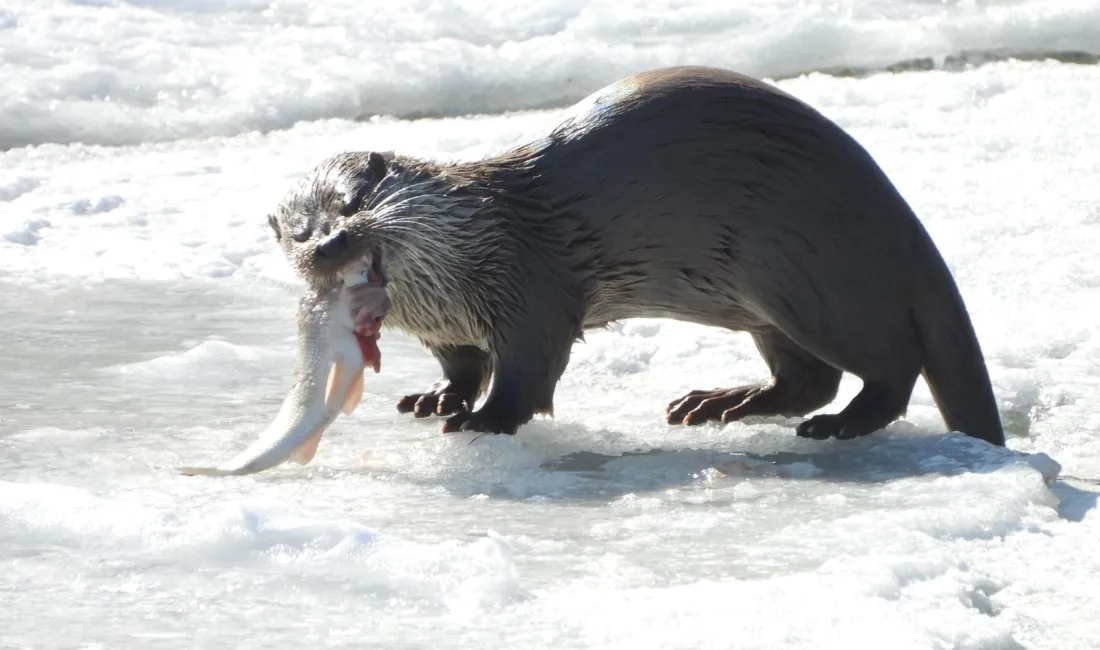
[{"x1": 178, "y1": 270, "x2": 374, "y2": 477}]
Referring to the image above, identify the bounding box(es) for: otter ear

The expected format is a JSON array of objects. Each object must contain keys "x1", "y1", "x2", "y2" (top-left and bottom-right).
[
  {"x1": 267, "y1": 214, "x2": 281, "y2": 241},
  {"x1": 367, "y1": 151, "x2": 388, "y2": 181},
  {"x1": 340, "y1": 151, "x2": 390, "y2": 217}
]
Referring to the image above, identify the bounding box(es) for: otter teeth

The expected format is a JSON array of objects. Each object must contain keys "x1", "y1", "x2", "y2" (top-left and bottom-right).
[
  {"x1": 367, "y1": 251, "x2": 386, "y2": 286},
  {"x1": 344, "y1": 253, "x2": 386, "y2": 288}
]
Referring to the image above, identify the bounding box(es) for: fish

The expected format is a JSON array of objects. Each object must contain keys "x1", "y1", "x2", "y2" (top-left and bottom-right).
[{"x1": 178, "y1": 265, "x2": 382, "y2": 477}]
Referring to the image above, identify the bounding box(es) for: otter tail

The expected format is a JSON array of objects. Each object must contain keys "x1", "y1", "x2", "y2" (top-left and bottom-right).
[{"x1": 911, "y1": 248, "x2": 1005, "y2": 446}]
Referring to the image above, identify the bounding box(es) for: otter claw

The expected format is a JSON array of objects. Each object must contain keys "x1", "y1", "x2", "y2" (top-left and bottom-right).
[
  {"x1": 436, "y1": 393, "x2": 469, "y2": 415},
  {"x1": 441, "y1": 411, "x2": 518, "y2": 435},
  {"x1": 398, "y1": 391, "x2": 471, "y2": 418}
]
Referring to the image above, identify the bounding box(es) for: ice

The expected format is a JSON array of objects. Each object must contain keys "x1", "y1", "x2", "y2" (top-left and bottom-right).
[
  {"x1": 3, "y1": 0, "x2": 1100, "y2": 148},
  {"x1": 3, "y1": 1, "x2": 1100, "y2": 647},
  {"x1": 0, "y1": 480, "x2": 525, "y2": 644}
]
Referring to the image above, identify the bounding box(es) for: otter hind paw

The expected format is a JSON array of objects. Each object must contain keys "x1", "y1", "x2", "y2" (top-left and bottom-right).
[{"x1": 440, "y1": 410, "x2": 520, "y2": 435}]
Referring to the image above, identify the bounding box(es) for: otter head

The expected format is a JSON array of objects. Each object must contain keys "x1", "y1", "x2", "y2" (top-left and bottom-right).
[
  {"x1": 268, "y1": 150, "x2": 490, "y2": 345},
  {"x1": 267, "y1": 151, "x2": 392, "y2": 288}
]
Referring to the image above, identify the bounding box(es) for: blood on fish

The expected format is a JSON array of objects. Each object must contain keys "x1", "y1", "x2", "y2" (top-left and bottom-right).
[{"x1": 357, "y1": 332, "x2": 381, "y2": 373}]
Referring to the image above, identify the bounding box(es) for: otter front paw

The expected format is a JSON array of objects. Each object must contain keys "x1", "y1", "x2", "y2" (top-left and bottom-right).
[
  {"x1": 396, "y1": 385, "x2": 472, "y2": 418},
  {"x1": 440, "y1": 409, "x2": 520, "y2": 435}
]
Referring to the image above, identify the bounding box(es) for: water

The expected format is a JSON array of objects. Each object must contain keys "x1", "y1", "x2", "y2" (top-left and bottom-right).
[{"x1": 2, "y1": 1, "x2": 1099, "y2": 648}]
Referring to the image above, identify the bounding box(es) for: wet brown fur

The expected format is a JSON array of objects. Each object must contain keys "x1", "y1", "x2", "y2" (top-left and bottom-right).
[{"x1": 269, "y1": 66, "x2": 1005, "y2": 445}]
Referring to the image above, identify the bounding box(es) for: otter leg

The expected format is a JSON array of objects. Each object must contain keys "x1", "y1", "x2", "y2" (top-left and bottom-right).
[
  {"x1": 666, "y1": 329, "x2": 842, "y2": 426},
  {"x1": 442, "y1": 314, "x2": 575, "y2": 435},
  {"x1": 796, "y1": 372, "x2": 919, "y2": 440},
  {"x1": 768, "y1": 304, "x2": 922, "y2": 440},
  {"x1": 397, "y1": 345, "x2": 491, "y2": 418}
]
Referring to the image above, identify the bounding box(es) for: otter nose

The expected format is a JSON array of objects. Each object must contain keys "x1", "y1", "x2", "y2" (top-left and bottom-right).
[{"x1": 315, "y1": 228, "x2": 349, "y2": 260}]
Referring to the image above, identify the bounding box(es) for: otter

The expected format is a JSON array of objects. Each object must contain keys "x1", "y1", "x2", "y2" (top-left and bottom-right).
[{"x1": 266, "y1": 66, "x2": 1005, "y2": 446}]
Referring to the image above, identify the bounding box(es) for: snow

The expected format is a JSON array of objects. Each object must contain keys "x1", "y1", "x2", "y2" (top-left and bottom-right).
[
  {"x1": 4, "y1": 0, "x2": 1100, "y2": 148},
  {"x1": 2, "y1": 1, "x2": 1100, "y2": 648}
]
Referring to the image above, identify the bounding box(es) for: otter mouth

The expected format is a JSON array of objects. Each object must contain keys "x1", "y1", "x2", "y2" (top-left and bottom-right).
[
  {"x1": 344, "y1": 250, "x2": 389, "y2": 374},
  {"x1": 365, "y1": 248, "x2": 387, "y2": 286}
]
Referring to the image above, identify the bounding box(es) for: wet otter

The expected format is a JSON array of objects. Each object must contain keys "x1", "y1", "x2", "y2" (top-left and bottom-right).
[{"x1": 267, "y1": 66, "x2": 1005, "y2": 446}]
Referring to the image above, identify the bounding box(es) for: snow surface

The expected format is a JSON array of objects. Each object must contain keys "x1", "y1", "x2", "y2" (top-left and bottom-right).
[
  {"x1": 2, "y1": 1, "x2": 1100, "y2": 648},
  {"x1": 4, "y1": 0, "x2": 1100, "y2": 148}
]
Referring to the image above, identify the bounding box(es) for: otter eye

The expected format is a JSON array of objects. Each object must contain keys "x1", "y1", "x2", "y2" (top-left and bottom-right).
[
  {"x1": 267, "y1": 214, "x2": 281, "y2": 241},
  {"x1": 340, "y1": 192, "x2": 365, "y2": 218}
]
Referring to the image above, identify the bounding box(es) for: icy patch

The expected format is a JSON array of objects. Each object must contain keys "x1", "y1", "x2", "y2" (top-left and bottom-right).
[
  {"x1": 0, "y1": 481, "x2": 167, "y2": 544},
  {"x1": 4, "y1": 0, "x2": 1100, "y2": 147},
  {"x1": 0, "y1": 481, "x2": 524, "y2": 615},
  {"x1": 70, "y1": 195, "x2": 124, "y2": 215},
  {"x1": 2, "y1": 50, "x2": 1100, "y2": 648},
  {"x1": 108, "y1": 338, "x2": 275, "y2": 380},
  {"x1": 3, "y1": 217, "x2": 50, "y2": 245},
  {"x1": 0, "y1": 175, "x2": 41, "y2": 201}
]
